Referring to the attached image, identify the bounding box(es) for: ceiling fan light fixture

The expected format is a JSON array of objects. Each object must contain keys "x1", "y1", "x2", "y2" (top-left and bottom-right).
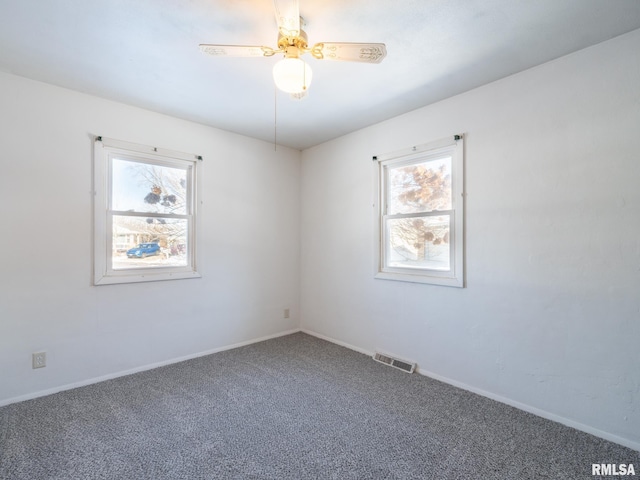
[{"x1": 273, "y1": 57, "x2": 312, "y2": 94}]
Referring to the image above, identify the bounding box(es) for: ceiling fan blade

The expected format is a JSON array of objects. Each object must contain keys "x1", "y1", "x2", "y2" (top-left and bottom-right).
[
  {"x1": 311, "y1": 42, "x2": 387, "y2": 64},
  {"x1": 199, "y1": 44, "x2": 276, "y2": 57},
  {"x1": 273, "y1": 0, "x2": 300, "y2": 38}
]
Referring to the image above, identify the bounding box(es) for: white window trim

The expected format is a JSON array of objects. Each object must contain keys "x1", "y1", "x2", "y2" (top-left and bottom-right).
[
  {"x1": 374, "y1": 135, "x2": 465, "y2": 287},
  {"x1": 93, "y1": 136, "x2": 202, "y2": 285}
]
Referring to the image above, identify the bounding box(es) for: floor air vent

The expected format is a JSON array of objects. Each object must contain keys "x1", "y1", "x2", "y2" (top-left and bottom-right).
[{"x1": 373, "y1": 352, "x2": 416, "y2": 373}]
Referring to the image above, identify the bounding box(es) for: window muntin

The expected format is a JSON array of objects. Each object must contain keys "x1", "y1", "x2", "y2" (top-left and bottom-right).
[
  {"x1": 376, "y1": 136, "x2": 464, "y2": 287},
  {"x1": 94, "y1": 138, "x2": 201, "y2": 285}
]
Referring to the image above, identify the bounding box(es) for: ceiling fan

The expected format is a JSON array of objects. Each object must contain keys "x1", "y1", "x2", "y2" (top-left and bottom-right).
[{"x1": 199, "y1": 0, "x2": 387, "y2": 98}]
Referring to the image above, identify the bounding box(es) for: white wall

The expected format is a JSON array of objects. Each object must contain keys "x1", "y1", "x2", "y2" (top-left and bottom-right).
[
  {"x1": 300, "y1": 29, "x2": 640, "y2": 449},
  {"x1": 0, "y1": 72, "x2": 301, "y2": 403}
]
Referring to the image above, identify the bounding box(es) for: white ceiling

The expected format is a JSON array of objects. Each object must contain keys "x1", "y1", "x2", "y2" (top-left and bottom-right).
[{"x1": 1, "y1": 0, "x2": 640, "y2": 150}]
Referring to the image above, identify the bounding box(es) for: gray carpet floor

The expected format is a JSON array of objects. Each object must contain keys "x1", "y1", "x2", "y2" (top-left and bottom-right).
[{"x1": 0, "y1": 332, "x2": 638, "y2": 479}]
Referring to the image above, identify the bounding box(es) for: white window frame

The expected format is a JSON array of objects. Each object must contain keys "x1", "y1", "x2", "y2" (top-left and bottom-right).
[
  {"x1": 374, "y1": 135, "x2": 465, "y2": 287},
  {"x1": 93, "y1": 137, "x2": 202, "y2": 285}
]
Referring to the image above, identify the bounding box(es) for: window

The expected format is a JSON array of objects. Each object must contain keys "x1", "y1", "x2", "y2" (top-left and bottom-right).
[
  {"x1": 375, "y1": 135, "x2": 465, "y2": 287},
  {"x1": 93, "y1": 137, "x2": 201, "y2": 285}
]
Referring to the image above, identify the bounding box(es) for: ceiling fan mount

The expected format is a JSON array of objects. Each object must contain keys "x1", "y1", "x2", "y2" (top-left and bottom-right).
[{"x1": 199, "y1": 0, "x2": 387, "y2": 97}]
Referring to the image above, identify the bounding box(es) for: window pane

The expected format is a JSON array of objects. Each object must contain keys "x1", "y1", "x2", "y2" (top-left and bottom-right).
[
  {"x1": 386, "y1": 216, "x2": 450, "y2": 271},
  {"x1": 112, "y1": 158, "x2": 188, "y2": 214},
  {"x1": 387, "y1": 156, "x2": 451, "y2": 214},
  {"x1": 112, "y1": 215, "x2": 188, "y2": 270}
]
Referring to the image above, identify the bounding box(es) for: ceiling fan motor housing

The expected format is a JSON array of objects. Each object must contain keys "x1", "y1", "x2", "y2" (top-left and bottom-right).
[{"x1": 278, "y1": 29, "x2": 308, "y2": 59}]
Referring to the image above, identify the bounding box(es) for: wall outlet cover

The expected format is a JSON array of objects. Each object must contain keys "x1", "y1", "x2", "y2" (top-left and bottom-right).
[{"x1": 32, "y1": 352, "x2": 46, "y2": 369}]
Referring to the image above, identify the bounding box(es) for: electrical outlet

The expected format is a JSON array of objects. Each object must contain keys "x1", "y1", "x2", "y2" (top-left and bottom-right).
[
  {"x1": 32, "y1": 352, "x2": 46, "y2": 369},
  {"x1": 284, "y1": 308, "x2": 290, "y2": 319}
]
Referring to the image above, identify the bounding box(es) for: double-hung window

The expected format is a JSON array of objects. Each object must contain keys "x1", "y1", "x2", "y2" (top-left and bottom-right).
[
  {"x1": 93, "y1": 137, "x2": 201, "y2": 285},
  {"x1": 375, "y1": 135, "x2": 465, "y2": 287}
]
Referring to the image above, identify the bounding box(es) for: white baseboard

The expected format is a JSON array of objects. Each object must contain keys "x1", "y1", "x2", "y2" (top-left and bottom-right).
[
  {"x1": 300, "y1": 328, "x2": 640, "y2": 453},
  {"x1": 301, "y1": 328, "x2": 374, "y2": 356},
  {"x1": 0, "y1": 328, "x2": 302, "y2": 408}
]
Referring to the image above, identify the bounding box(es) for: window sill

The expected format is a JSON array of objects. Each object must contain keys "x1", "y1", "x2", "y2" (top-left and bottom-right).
[
  {"x1": 375, "y1": 270, "x2": 464, "y2": 288},
  {"x1": 94, "y1": 270, "x2": 202, "y2": 286}
]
